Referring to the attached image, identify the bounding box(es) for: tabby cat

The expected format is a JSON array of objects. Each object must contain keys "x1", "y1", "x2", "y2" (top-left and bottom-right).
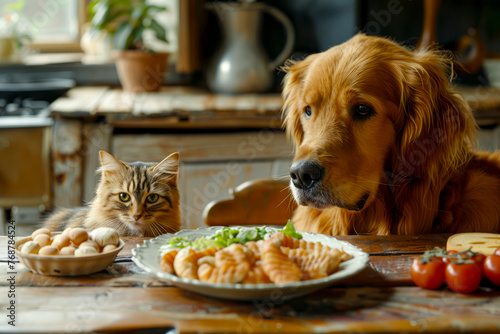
[{"x1": 44, "y1": 151, "x2": 181, "y2": 237}]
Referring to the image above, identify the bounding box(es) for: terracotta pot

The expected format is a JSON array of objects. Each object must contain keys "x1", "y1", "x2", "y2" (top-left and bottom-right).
[{"x1": 115, "y1": 51, "x2": 169, "y2": 92}]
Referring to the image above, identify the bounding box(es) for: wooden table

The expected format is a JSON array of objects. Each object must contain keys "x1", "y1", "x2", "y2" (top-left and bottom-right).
[{"x1": 2, "y1": 234, "x2": 500, "y2": 333}]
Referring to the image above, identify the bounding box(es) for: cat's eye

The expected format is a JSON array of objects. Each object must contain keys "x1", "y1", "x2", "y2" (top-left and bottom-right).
[
  {"x1": 119, "y1": 193, "x2": 130, "y2": 202},
  {"x1": 146, "y1": 194, "x2": 159, "y2": 203},
  {"x1": 304, "y1": 106, "x2": 312, "y2": 118}
]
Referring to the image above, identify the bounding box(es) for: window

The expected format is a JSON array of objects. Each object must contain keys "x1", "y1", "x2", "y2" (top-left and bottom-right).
[
  {"x1": 1, "y1": 0, "x2": 86, "y2": 52},
  {"x1": 1, "y1": 0, "x2": 182, "y2": 62}
]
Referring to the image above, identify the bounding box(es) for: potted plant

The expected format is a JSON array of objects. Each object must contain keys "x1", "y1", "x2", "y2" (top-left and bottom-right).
[{"x1": 88, "y1": 0, "x2": 170, "y2": 92}]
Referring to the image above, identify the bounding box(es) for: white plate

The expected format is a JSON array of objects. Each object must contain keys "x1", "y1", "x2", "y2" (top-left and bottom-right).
[{"x1": 132, "y1": 226, "x2": 370, "y2": 301}]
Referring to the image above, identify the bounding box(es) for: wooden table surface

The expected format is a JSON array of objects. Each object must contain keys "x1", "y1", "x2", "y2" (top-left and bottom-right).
[
  {"x1": 1, "y1": 234, "x2": 500, "y2": 333},
  {"x1": 49, "y1": 86, "x2": 284, "y2": 129}
]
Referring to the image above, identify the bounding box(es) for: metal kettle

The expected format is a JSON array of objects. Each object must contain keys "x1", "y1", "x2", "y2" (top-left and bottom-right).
[{"x1": 206, "y1": 1, "x2": 295, "y2": 94}]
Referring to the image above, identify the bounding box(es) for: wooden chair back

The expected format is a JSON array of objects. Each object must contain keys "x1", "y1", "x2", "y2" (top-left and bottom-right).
[{"x1": 202, "y1": 178, "x2": 297, "y2": 227}]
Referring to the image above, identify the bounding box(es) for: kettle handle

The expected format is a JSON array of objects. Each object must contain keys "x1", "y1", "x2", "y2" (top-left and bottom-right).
[{"x1": 260, "y1": 4, "x2": 295, "y2": 71}]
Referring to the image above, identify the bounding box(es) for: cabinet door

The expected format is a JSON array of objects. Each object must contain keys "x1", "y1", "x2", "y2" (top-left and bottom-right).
[
  {"x1": 0, "y1": 127, "x2": 51, "y2": 208},
  {"x1": 180, "y1": 161, "x2": 273, "y2": 228}
]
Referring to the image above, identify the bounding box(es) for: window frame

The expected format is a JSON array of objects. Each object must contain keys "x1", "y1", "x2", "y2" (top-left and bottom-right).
[{"x1": 24, "y1": 0, "x2": 88, "y2": 53}]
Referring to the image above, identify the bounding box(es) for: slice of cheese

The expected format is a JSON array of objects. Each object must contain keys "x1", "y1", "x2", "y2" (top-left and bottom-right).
[{"x1": 446, "y1": 233, "x2": 500, "y2": 255}]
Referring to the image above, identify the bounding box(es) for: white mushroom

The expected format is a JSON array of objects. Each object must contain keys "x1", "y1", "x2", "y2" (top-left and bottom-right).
[
  {"x1": 21, "y1": 241, "x2": 40, "y2": 254},
  {"x1": 89, "y1": 227, "x2": 120, "y2": 248},
  {"x1": 75, "y1": 246, "x2": 99, "y2": 256}
]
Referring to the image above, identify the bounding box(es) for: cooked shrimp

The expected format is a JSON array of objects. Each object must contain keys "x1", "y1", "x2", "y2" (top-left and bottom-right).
[
  {"x1": 241, "y1": 261, "x2": 271, "y2": 284},
  {"x1": 215, "y1": 243, "x2": 255, "y2": 268},
  {"x1": 198, "y1": 261, "x2": 251, "y2": 283},
  {"x1": 160, "y1": 250, "x2": 179, "y2": 274},
  {"x1": 271, "y1": 232, "x2": 352, "y2": 261},
  {"x1": 261, "y1": 238, "x2": 302, "y2": 284},
  {"x1": 164, "y1": 232, "x2": 352, "y2": 284},
  {"x1": 173, "y1": 248, "x2": 199, "y2": 279},
  {"x1": 281, "y1": 247, "x2": 341, "y2": 280},
  {"x1": 198, "y1": 244, "x2": 254, "y2": 283},
  {"x1": 245, "y1": 240, "x2": 264, "y2": 261},
  {"x1": 172, "y1": 247, "x2": 221, "y2": 279}
]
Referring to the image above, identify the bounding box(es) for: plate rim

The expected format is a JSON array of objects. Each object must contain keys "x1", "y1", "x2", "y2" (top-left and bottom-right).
[{"x1": 132, "y1": 226, "x2": 370, "y2": 291}]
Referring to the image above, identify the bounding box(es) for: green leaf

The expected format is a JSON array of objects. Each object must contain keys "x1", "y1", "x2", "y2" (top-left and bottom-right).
[
  {"x1": 88, "y1": 0, "x2": 168, "y2": 50},
  {"x1": 88, "y1": 0, "x2": 104, "y2": 18},
  {"x1": 108, "y1": 8, "x2": 130, "y2": 20},
  {"x1": 91, "y1": 4, "x2": 110, "y2": 29},
  {"x1": 132, "y1": 27, "x2": 145, "y2": 50},
  {"x1": 278, "y1": 220, "x2": 303, "y2": 239},
  {"x1": 146, "y1": 5, "x2": 166, "y2": 13},
  {"x1": 114, "y1": 20, "x2": 135, "y2": 50},
  {"x1": 130, "y1": 4, "x2": 148, "y2": 23},
  {"x1": 148, "y1": 19, "x2": 168, "y2": 43}
]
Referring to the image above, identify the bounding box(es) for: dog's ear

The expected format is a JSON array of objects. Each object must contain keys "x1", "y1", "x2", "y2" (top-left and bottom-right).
[
  {"x1": 281, "y1": 54, "x2": 318, "y2": 146},
  {"x1": 394, "y1": 50, "x2": 477, "y2": 178}
]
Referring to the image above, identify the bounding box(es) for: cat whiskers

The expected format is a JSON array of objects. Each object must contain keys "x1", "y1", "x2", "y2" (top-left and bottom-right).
[
  {"x1": 148, "y1": 218, "x2": 177, "y2": 237},
  {"x1": 153, "y1": 219, "x2": 169, "y2": 236},
  {"x1": 147, "y1": 219, "x2": 162, "y2": 237}
]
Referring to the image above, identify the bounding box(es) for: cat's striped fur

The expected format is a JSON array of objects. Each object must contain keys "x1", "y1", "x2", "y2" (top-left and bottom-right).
[{"x1": 44, "y1": 151, "x2": 181, "y2": 237}]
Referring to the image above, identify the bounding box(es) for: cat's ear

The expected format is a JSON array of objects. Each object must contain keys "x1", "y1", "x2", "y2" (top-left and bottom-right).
[
  {"x1": 152, "y1": 152, "x2": 179, "y2": 176},
  {"x1": 99, "y1": 151, "x2": 127, "y2": 175}
]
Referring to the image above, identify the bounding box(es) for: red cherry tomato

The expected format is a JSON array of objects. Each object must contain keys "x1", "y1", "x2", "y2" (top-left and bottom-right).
[
  {"x1": 471, "y1": 253, "x2": 486, "y2": 267},
  {"x1": 494, "y1": 248, "x2": 500, "y2": 256},
  {"x1": 410, "y1": 258, "x2": 446, "y2": 290},
  {"x1": 441, "y1": 250, "x2": 459, "y2": 264},
  {"x1": 445, "y1": 260, "x2": 482, "y2": 294},
  {"x1": 483, "y1": 254, "x2": 500, "y2": 286}
]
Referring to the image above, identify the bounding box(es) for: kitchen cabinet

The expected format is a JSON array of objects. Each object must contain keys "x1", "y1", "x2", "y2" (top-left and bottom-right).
[
  {"x1": 0, "y1": 122, "x2": 52, "y2": 236},
  {"x1": 0, "y1": 126, "x2": 51, "y2": 208}
]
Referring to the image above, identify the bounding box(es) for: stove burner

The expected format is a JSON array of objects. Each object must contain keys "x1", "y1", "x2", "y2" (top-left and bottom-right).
[{"x1": 0, "y1": 98, "x2": 50, "y2": 117}]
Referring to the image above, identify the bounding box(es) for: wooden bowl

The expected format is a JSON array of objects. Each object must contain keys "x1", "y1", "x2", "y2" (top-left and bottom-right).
[{"x1": 15, "y1": 236, "x2": 124, "y2": 276}]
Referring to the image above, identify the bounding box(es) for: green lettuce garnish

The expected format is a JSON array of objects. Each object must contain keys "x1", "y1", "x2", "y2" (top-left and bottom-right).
[
  {"x1": 167, "y1": 237, "x2": 192, "y2": 248},
  {"x1": 278, "y1": 220, "x2": 303, "y2": 239},
  {"x1": 160, "y1": 222, "x2": 302, "y2": 253}
]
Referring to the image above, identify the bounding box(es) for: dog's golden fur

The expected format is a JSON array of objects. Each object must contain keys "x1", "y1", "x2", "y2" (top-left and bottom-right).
[{"x1": 282, "y1": 34, "x2": 500, "y2": 235}]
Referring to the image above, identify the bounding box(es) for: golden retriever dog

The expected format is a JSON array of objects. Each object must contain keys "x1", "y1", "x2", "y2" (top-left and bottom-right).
[{"x1": 282, "y1": 34, "x2": 500, "y2": 235}]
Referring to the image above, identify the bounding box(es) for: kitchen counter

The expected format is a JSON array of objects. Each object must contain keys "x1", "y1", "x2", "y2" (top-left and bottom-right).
[
  {"x1": 456, "y1": 85, "x2": 500, "y2": 125},
  {"x1": 49, "y1": 86, "x2": 284, "y2": 129}
]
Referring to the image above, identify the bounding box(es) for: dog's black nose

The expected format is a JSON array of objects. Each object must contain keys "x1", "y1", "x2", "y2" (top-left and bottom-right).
[{"x1": 290, "y1": 160, "x2": 324, "y2": 190}]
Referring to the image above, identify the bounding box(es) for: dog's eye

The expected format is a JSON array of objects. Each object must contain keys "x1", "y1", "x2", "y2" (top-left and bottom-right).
[
  {"x1": 304, "y1": 106, "x2": 312, "y2": 118},
  {"x1": 353, "y1": 104, "x2": 375, "y2": 120}
]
